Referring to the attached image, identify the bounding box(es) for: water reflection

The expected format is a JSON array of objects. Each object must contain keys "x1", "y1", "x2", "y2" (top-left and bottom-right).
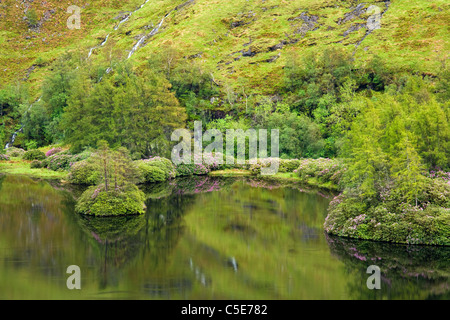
[
  {"x1": 326, "y1": 235, "x2": 450, "y2": 300},
  {"x1": 0, "y1": 174, "x2": 448, "y2": 299}
]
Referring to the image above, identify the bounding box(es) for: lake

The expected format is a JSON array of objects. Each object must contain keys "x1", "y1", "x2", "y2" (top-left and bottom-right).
[{"x1": 0, "y1": 174, "x2": 448, "y2": 299}]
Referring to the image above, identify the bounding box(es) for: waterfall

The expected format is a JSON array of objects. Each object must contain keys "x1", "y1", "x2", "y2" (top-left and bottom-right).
[
  {"x1": 127, "y1": 12, "x2": 170, "y2": 59},
  {"x1": 5, "y1": 97, "x2": 41, "y2": 149},
  {"x1": 87, "y1": 0, "x2": 151, "y2": 60}
]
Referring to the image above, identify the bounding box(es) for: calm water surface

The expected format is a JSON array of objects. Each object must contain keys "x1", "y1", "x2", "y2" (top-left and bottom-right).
[{"x1": 0, "y1": 174, "x2": 448, "y2": 299}]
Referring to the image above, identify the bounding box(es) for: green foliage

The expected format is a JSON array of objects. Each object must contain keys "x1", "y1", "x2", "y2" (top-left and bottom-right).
[
  {"x1": 262, "y1": 110, "x2": 325, "y2": 158},
  {"x1": 90, "y1": 141, "x2": 140, "y2": 189},
  {"x1": 136, "y1": 161, "x2": 167, "y2": 183},
  {"x1": 68, "y1": 160, "x2": 101, "y2": 185},
  {"x1": 75, "y1": 183, "x2": 146, "y2": 216},
  {"x1": 141, "y1": 157, "x2": 177, "y2": 179},
  {"x1": 294, "y1": 158, "x2": 345, "y2": 185},
  {"x1": 174, "y1": 163, "x2": 211, "y2": 177},
  {"x1": 278, "y1": 159, "x2": 301, "y2": 173},
  {"x1": 44, "y1": 153, "x2": 73, "y2": 171},
  {"x1": 61, "y1": 61, "x2": 187, "y2": 157},
  {"x1": 282, "y1": 48, "x2": 391, "y2": 116},
  {"x1": 5, "y1": 147, "x2": 25, "y2": 158},
  {"x1": 23, "y1": 149, "x2": 46, "y2": 161},
  {"x1": 30, "y1": 160, "x2": 44, "y2": 169},
  {"x1": 43, "y1": 150, "x2": 90, "y2": 171},
  {"x1": 325, "y1": 191, "x2": 450, "y2": 246},
  {"x1": 25, "y1": 8, "x2": 39, "y2": 28},
  {"x1": 148, "y1": 45, "x2": 219, "y2": 122},
  {"x1": 341, "y1": 78, "x2": 449, "y2": 201}
]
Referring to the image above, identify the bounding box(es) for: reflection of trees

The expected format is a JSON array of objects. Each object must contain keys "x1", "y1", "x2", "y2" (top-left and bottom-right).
[
  {"x1": 0, "y1": 174, "x2": 5, "y2": 191},
  {"x1": 73, "y1": 189, "x2": 198, "y2": 290},
  {"x1": 326, "y1": 234, "x2": 450, "y2": 299},
  {"x1": 139, "y1": 176, "x2": 237, "y2": 200}
]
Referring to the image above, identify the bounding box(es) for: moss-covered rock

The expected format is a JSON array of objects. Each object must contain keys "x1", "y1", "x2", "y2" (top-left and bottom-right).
[{"x1": 75, "y1": 183, "x2": 146, "y2": 216}]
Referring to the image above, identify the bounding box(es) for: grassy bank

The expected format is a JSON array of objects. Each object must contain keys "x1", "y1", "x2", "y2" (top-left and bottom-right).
[{"x1": 0, "y1": 159, "x2": 68, "y2": 180}]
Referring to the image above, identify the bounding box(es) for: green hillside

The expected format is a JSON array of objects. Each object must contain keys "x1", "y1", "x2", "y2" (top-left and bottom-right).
[{"x1": 1, "y1": 0, "x2": 448, "y2": 95}]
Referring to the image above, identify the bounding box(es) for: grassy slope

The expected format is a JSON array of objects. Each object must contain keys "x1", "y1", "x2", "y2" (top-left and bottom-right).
[{"x1": 0, "y1": 0, "x2": 448, "y2": 96}]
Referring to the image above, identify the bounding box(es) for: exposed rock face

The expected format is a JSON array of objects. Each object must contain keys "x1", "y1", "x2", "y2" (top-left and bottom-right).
[{"x1": 289, "y1": 12, "x2": 320, "y2": 35}]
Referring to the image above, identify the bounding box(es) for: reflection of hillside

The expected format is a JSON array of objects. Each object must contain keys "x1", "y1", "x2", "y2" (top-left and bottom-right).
[{"x1": 326, "y1": 235, "x2": 450, "y2": 300}]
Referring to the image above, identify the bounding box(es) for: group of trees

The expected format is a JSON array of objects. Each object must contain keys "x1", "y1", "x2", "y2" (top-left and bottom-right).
[
  {"x1": 342, "y1": 79, "x2": 449, "y2": 205},
  {"x1": 1, "y1": 47, "x2": 449, "y2": 196}
]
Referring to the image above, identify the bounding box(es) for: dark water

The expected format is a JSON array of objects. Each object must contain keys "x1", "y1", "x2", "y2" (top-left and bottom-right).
[{"x1": 0, "y1": 174, "x2": 448, "y2": 299}]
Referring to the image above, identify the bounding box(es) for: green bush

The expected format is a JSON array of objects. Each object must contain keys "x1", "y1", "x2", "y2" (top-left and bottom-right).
[
  {"x1": 30, "y1": 160, "x2": 44, "y2": 169},
  {"x1": 142, "y1": 157, "x2": 176, "y2": 178},
  {"x1": 45, "y1": 153, "x2": 73, "y2": 171},
  {"x1": 175, "y1": 163, "x2": 195, "y2": 177},
  {"x1": 294, "y1": 158, "x2": 344, "y2": 184},
  {"x1": 23, "y1": 149, "x2": 46, "y2": 161},
  {"x1": 5, "y1": 147, "x2": 25, "y2": 158},
  {"x1": 68, "y1": 160, "x2": 101, "y2": 185},
  {"x1": 0, "y1": 154, "x2": 9, "y2": 161},
  {"x1": 248, "y1": 158, "x2": 280, "y2": 175},
  {"x1": 175, "y1": 163, "x2": 211, "y2": 176},
  {"x1": 325, "y1": 192, "x2": 450, "y2": 246},
  {"x1": 136, "y1": 160, "x2": 167, "y2": 183},
  {"x1": 26, "y1": 8, "x2": 39, "y2": 28},
  {"x1": 279, "y1": 159, "x2": 301, "y2": 173},
  {"x1": 75, "y1": 183, "x2": 146, "y2": 216},
  {"x1": 44, "y1": 150, "x2": 92, "y2": 171}
]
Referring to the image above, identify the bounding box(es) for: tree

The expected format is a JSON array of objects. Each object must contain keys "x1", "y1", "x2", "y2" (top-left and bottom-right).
[
  {"x1": 342, "y1": 100, "x2": 389, "y2": 200},
  {"x1": 61, "y1": 61, "x2": 187, "y2": 158},
  {"x1": 91, "y1": 141, "x2": 139, "y2": 191},
  {"x1": 391, "y1": 134, "x2": 426, "y2": 206}
]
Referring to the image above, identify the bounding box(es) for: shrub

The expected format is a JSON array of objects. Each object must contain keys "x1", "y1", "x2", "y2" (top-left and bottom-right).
[
  {"x1": 68, "y1": 160, "x2": 101, "y2": 185},
  {"x1": 30, "y1": 160, "x2": 44, "y2": 168},
  {"x1": 294, "y1": 158, "x2": 344, "y2": 184},
  {"x1": 248, "y1": 158, "x2": 281, "y2": 175},
  {"x1": 324, "y1": 192, "x2": 450, "y2": 246},
  {"x1": 44, "y1": 150, "x2": 92, "y2": 171},
  {"x1": 0, "y1": 154, "x2": 9, "y2": 161},
  {"x1": 175, "y1": 163, "x2": 195, "y2": 177},
  {"x1": 45, "y1": 147, "x2": 62, "y2": 157},
  {"x1": 136, "y1": 160, "x2": 167, "y2": 183},
  {"x1": 26, "y1": 8, "x2": 39, "y2": 28},
  {"x1": 175, "y1": 163, "x2": 211, "y2": 176},
  {"x1": 141, "y1": 157, "x2": 176, "y2": 179},
  {"x1": 279, "y1": 159, "x2": 302, "y2": 173},
  {"x1": 5, "y1": 147, "x2": 25, "y2": 158},
  {"x1": 23, "y1": 149, "x2": 46, "y2": 161},
  {"x1": 45, "y1": 153, "x2": 73, "y2": 171},
  {"x1": 75, "y1": 183, "x2": 146, "y2": 216}
]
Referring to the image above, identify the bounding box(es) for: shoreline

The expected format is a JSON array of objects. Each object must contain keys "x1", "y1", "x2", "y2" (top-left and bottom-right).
[{"x1": 1, "y1": 163, "x2": 448, "y2": 247}]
